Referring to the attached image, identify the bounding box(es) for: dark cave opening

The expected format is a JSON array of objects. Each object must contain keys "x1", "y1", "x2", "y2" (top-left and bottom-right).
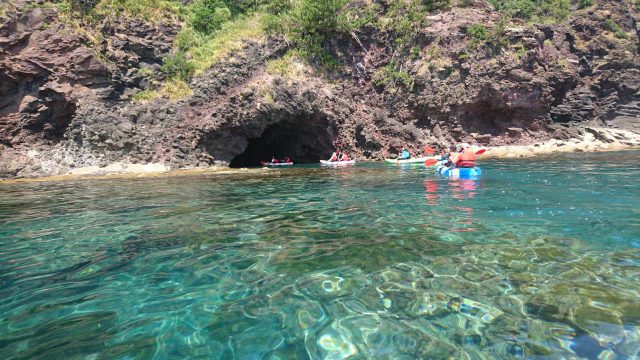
[{"x1": 229, "y1": 115, "x2": 336, "y2": 167}]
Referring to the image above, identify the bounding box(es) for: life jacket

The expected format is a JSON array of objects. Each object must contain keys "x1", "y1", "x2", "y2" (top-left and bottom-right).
[
  {"x1": 341, "y1": 153, "x2": 349, "y2": 161},
  {"x1": 448, "y1": 152, "x2": 459, "y2": 165},
  {"x1": 456, "y1": 148, "x2": 476, "y2": 168},
  {"x1": 330, "y1": 153, "x2": 338, "y2": 161}
]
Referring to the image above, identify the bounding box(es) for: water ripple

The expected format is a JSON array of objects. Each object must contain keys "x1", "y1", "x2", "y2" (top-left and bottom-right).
[{"x1": 1, "y1": 152, "x2": 640, "y2": 359}]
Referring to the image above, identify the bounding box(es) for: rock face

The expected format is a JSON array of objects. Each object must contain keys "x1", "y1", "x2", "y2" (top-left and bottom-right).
[{"x1": 0, "y1": 0, "x2": 639, "y2": 178}]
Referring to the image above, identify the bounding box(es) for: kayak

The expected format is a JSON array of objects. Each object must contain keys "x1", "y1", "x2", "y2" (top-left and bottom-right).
[
  {"x1": 436, "y1": 162, "x2": 482, "y2": 178},
  {"x1": 385, "y1": 157, "x2": 431, "y2": 164},
  {"x1": 320, "y1": 160, "x2": 356, "y2": 166},
  {"x1": 261, "y1": 162, "x2": 293, "y2": 167}
]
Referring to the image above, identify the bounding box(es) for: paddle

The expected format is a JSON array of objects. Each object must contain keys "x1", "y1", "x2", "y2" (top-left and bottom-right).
[{"x1": 475, "y1": 149, "x2": 487, "y2": 155}]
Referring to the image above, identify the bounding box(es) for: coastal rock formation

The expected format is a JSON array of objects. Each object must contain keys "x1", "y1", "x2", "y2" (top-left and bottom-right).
[{"x1": 0, "y1": 0, "x2": 639, "y2": 178}]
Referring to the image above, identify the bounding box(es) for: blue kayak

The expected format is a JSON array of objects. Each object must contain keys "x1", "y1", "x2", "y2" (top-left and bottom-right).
[{"x1": 436, "y1": 162, "x2": 482, "y2": 178}]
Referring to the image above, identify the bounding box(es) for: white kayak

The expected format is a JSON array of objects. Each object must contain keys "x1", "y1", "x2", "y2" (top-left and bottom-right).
[
  {"x1": 261, "y1": 162, "x2": 293, "y2": 167},
  {"x1": 385, "y1": 157, "x2": 432, "y2": 164},
  {"x1": 320, "y1": 160, "x2": 356, "y2": 166}
]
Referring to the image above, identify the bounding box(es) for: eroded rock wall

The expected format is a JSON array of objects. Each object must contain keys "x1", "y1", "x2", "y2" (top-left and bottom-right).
[{"x1": 0, "y1": 0, "x2": 638, "y2": 178}]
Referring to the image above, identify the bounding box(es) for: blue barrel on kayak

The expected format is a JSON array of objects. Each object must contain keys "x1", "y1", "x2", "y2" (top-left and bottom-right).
[{"x1": 436, "y1": 163, "x2": 482, "y2": 178}]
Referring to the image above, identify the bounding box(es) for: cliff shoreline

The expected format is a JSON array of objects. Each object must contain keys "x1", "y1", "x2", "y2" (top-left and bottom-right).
[
  {"x1": 3, "y1": 126, "x2": 638, "y2": 183},
  {"x1": 1, "y1": 0, "x2": 638, "y2": 179}
]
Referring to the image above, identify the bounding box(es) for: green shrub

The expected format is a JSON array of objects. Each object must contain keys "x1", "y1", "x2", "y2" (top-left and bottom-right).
[
  {"x1": 261, "y1": 12, "x2": 286, "y2": 34},
  {"x1": 289, "y1": 0, "x2": 349, "y2": 63},
  {"x1": 264, "y1": 0, "x2": 292, "y2": 14},
  {"x1": 190, "y1": 0, "x2": 232, "y2": 34},
  {"x1": 577, "y1": 0, "x2": 593, "y2": 9},
  {"x1": 422, "y1": 0, "x2": 450, "y2": 11},
  {"x1": 381, "y1": 0, "x2": 428, "y2": 50},
  {"x1": 175, "y1": 26, "x2": 204, "y2": 52},
  {"x1": 132, "y1": 89, "x2": 158, "y2": 102},
  {"x1": 604, "y1": 19, "x2": 627, "y2": 39},
  {"x1": 489, "y1": 0, "x2": 536, "y2": 19},
  {"x1": 513, "y1": 41, "x2": 527, "y2": 61},
  {"x1": 57, "y1": 0, "x2": 72, "y2": 14},
  {"x1": 374, "y1": 61, "x2": 414, "y2": 90},
  {"x1": 487, "y1": 19, "x2": 508, "y2": 54},
  {"x1": 538, "y1": 0, "x2": 570, "y2": 22},
  {"x1": 293, "y1": 0, "x2": 349, "y2": 36},
  {"x1": 411, "y1": 46, "x2": 421, "y2": 59},
  {"x1": 489, "y1": 0, "x2": 571, "y2": 22},
  {"x1": 466, "y1": 24, "x2": 488, "y2": 42},
  {"x1": 465, "y1": 21, "x2": 507, "y2": 55},
  {"x1": 161, "y1": 51, "x2": 195, "y2": 80}
]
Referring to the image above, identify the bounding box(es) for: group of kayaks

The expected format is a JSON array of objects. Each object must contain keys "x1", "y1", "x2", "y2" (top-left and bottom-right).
[
  {"x1": 261, "y1": 160, "x2": 356, "y2": 167},
  {"x1": 261, "y1": 147, "x2": 484, "y2": 179},
  {"x1": 260, "y1": 161, "x2": 294, "y2": 167}
]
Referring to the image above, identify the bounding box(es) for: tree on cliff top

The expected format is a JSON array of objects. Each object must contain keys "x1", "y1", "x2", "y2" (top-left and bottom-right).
[{"x1": 289, "y1": 0, "x2": 349, "y2": 64}]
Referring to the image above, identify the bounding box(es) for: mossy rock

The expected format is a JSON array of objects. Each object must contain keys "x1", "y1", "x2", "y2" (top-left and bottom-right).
[
  {"x1": 572, "y1": 305, "x2": 624, "y2": 339},
  {"x1": 496, "y1": 247, "x2": 535, "y2": 263},
  {"x1": 460, "y1": 263, "x2": 497, "y2": 283},
  {"x1": 507, "y1": 272, "x2": 539, "y2": 288},
  {"x1": 571, "y1": 256, "x2": 608, "y2": 273},
  {"x1": 525, "y1": 293, "x2": 573, "y2": 322},
  {"x1": 619, "y1": 301, "x2": 640, "y2": 325},
  {"x1": 533, "y1": 245, "x2": 579, "y2": 263},
  {"x1": 550, "y1": 282, "x2": 627, "y2": 307}
]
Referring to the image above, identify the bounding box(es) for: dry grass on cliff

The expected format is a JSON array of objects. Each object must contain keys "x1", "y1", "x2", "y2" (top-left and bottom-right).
[
  {"x1": 266, "y1": 51, "x2": 309, "y2": 80},
  {"x1": 1, "y1": 2, "x2": 15, "y2": 17},
  {"x1": 187, "y1": 12, "x2": 265, "y2": 75},
  {"x1": 132, "y1": 79, "x2": 193, "y2": 102},
  {"x1": 82, "y1": 0, "x2": 182, "y2": 23}
]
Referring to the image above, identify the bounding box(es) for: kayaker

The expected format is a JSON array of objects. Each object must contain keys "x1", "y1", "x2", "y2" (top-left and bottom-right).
[
  {"x1": 284, "y1": 156, "x2": 291, "y2": 163},
  {"x1": 443, "y1": 145, "x2": 458, "y2": 167},
  {"x1": 271, "y1": 156, "x2": 280, "y2": 164},
  {"x1": 340, "y1": 152, "x2": 350, "y2": 161},
  {"x1": 328, "y1": 150, "x2": 339, "y2": 162},
  {"x1": 455, "y1": 143, "x2": 477, "y2": 168},
  {"x1": 398, "y1": 146, "x2": 411, "y2": 160}
]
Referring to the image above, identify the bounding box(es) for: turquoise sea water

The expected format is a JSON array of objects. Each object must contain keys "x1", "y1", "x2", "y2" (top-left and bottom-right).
[{"x1": 1, "y1": 151, "x2": 640, "y2": 359}]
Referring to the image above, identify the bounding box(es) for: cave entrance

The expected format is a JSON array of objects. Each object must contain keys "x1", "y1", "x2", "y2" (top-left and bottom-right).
[{"x1": 229, "y1": 115, "x2": 336, "y2": 167}]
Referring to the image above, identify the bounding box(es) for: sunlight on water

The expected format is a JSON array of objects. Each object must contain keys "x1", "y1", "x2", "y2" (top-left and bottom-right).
[{"x1": 1, "y1": 151, "x2": 639, "y2": 359}]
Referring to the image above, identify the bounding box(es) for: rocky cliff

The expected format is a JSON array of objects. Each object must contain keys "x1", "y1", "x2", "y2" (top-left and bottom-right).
[{"x1": 1, "y1": 0, "x2": 639, "y2": 178}]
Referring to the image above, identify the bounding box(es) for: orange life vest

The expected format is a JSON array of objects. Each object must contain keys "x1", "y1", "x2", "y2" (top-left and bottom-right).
[
  {"x1": 456, "y1": 148, "x2": 476, "y2": 168},
  {"x1": 448, "y1": 152, "x2": 459, "y2": 164}
]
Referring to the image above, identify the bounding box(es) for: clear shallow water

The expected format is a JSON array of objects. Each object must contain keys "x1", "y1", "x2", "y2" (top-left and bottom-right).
[{"x1": 1, "y1": 151, "x2": 639, "y2": 359}]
